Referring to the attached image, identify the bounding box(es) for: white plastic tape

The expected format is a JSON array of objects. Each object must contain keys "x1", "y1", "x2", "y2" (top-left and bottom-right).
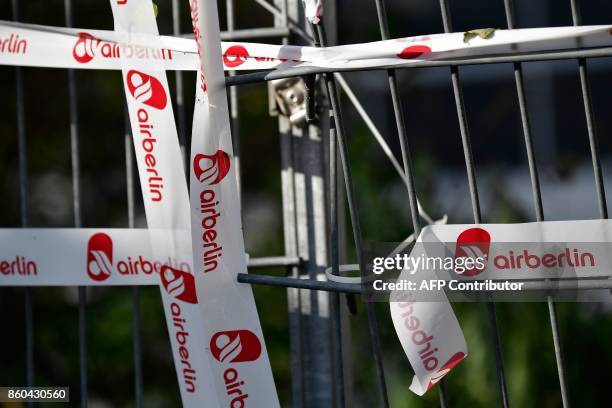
[
  {"x1": 391, "y1": 228, "x2": 468, "y2": 395},
  {"x1": 390, "y1": 296, "x2": 467, "y2": 395},
  {"x1": 186, "y1": 0, "x2": 280, "y2": 406},
  {"x1": 110, "y1": 1, "x2": 219, "y2": 406},
  {"x1": 1, "y1": 20, "x2": 610, "y2": 73},
  {"x1": 0, "y1": 20, "x2": 289, "y2": 71},
  {"x1": 412, "y1": 219, "x2": 612, "y2": 280},
  {"x1": 390, "y1": 218, "x2": 612, "y2": 394},
  {"x1": 0, "y1": 229, "x2": 162, "y2": 286}
]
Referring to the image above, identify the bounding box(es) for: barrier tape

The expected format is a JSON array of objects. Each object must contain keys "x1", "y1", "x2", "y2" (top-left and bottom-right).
[
  {"x1": 390, "y1": 225, "x2": 467, "y2": 394},
  {"x1": 4, "y1": 220, "x2": 609, "y2": 285},
  {"x1": 186, "y1": 0, "x2": 280, "y2": 406},
  {"x1": 389, "y1": 218, "x2": 612, "y2": 393},
  {"x1": 0, "y1": 20, "x2": 287, "y2": 71},
  {"x1": 404, "y1": 220, "x2": 612, "y2": 280},
  {"x1": 110, "y1": 1, "x2": 219, "y2": 406},
  {"x1": 1, "y1": 20, "x2": 610, "y2": 72},
  {"x1": 390, "y1": 292, "x2": 467, "y2": 395},
  {"x1": 0, "y1": 229, "x2": 163, "y2": 286}
]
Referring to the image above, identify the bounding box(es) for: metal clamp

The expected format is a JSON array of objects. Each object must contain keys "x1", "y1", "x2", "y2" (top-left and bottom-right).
[{"x1": 270, "y1": 77, "x2": 316, "y2": 126}]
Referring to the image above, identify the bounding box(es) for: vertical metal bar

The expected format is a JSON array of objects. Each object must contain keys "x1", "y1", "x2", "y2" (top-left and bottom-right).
[
  {"x1": 547, "y1": 301, "x2": 569, "y2": 407},
  {"x1": 438, "y1": 1, "x2": 509, "y2": 407},
  {"x1": 24, "y1": 290, "x2": 33, "y2": 389},
  {"x1": 227, "y1": 0, "x2": 242, "y2": 200},
  {"x1": 502, "y1": 0, "x2": 544, "y2": 221},
  {"x1": 299, "y1": 91, "x2": 334, "y2": 406},
  {"x1": 502, "y1": 2, "x2": 570, "y2": 407},
  {"x1": 65, "y1": 2, "x2": 81, "y2": 229},
  {"x1": 78, "y1": 288, "x2": 87, "y2": 408},
  {"x1": 124, "y1": 102, "x2": 142, "y2": 408},
  {"x1": 314, "y1": 23, "x2": 390, "y2": 408},
  {"x1": 63, "y1": 2, "x2": 87, "y2": 406},
  {"x1": 12, "y1": 0, "x2": 34, "y2": 392},
  {"x1": 276, "y1": 2, "x2": 310, "y2": 407},
  {"x1": 371, "y1": 1, "x2": 448, "y2": 404},
  {"x1": 569, "y1": 0, "x2": 608, "y2": 219},
  {"x1": 131, "y1": 286, "x2": 142, "y2": 408},
  {"x1": 372, "y1": 0, "x2": 421, "y2": 236},
  {"x1": 438, "y1": 378, "x2": 449, "y2": 408},
  {"x1": 330, "y1": 292, "x2": 344, "y2": 408},
  {"x1": 321, "y1": 3, "x2": 347, "y2": 406},
  {"x1": 279, "y1": 116, "x2": 306, "y2": 408},
  {"x1": 171, "y1": 0, "x2": 188, "y2": 172},
  {"x1": 282, "y1": 89, "x2": 332, "y2": 405},
  {"x1": 124, "y1": 105, "x2": 136, "y2": 237},
  {"x1": 329, "y1": 112, "x2": 345, "y2": 408},
  {"x1": 12, "y1": 1, "x2": 26, "y2": 224},
  {"x1": 282, "y1": 0, "x2": 288, "y2": 27},
  {"x1": 11, "y1": 0, "x2": 33, "y2": 403}
]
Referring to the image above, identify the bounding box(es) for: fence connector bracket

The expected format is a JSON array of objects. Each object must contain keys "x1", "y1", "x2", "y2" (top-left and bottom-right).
[{"x1": 270, "y1": 77, "x2": 309, "y2": 127}]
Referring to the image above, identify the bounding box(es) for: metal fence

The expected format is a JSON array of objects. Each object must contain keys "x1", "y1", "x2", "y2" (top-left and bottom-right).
[{"x1": 5, "y1": 0, "x2": 612, "y2": 407}]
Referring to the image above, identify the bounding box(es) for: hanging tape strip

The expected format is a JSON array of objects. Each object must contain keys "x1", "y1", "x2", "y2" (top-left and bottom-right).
[
  {"x1": 110, "y1": 1, "x2": 219, "y2": 406},
  {"x1": 185, "y1": 0, "x2": 280, "y2": 405}
]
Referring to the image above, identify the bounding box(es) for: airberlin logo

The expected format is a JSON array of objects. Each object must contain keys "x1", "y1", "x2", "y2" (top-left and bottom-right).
[
  {"x1": 85, "y1": 233, "x2": 190, "y2": 282},
  {"x1": 211, "y1": 330, "x2": 262, "y2": 407},
  {"x1": 454, "y1": 227, "x2": 596, "y2": 274},
  {"x1": 454, "y1": 228, "x2": 490, "y2": 276},
  {"x1": 193, "y1": 150, "x2": 231, "y2": 185},
  {"x1": 160, "y1": 265, "x2": 198, "y2": 304},
  {"x1": 222, "y1": 44, "x2": 281, "y2": 68},
  {"x1": 127, "y1": 70, "x2": 167, "y2": 202},
  {"x1": 127, "y1": 70, "x2": 167, "y2": 109},
  {"x1": 87, "y1": 233, "x2": 113, "y2": 281},
  {"x1": 193, "y1": 150, "x2": 231, "y2": 274},
  {"x1": 211, "y1": 330, "x2": 262, "y2": 363},
  {"x1": 223, "y1": 45, "x2": 249, "y2": 68},
  {"x1": 426, "y1": 351, "x2": 466, "y2": 390},
  {"x1": 73, "y1": 33, "x2": 96, "y2": 63},
  {"x1": 72, "y1": 32, "x2": 172, "y2": 65},
  {"x1": 397, "y1": 45, "x2": 431, "y2": 59}
]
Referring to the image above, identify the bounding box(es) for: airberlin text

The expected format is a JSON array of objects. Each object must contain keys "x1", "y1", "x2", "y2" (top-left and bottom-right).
[
  {"x1": 170, "y1": 302, "x2": 197, "y2": 393},
  {"x1": 0, "y1": 256, "x2": 37, "y2": 275},
  {"x1": 397, "y1": 302, "x2": 440, "y2": 371},
  {"x1": 199, "y1": 189, "x2": 223, "y2": 273},
  {"x1": 0, "y1": 34, "x2": 26, "y2": 54},
  {"x1": 188, "y1": 0, "x2": 207, "y2": 91},
  {"x1": 137, "y1": 108, "x2": 164, "y2": 202},
  {"x1": 224, "y1": 368, "x2": 248, "y2": 407}
]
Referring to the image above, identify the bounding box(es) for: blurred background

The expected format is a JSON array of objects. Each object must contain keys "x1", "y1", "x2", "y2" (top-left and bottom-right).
[{"x1": 1, "y1": 0, "x2": 611, "y2": 407}]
